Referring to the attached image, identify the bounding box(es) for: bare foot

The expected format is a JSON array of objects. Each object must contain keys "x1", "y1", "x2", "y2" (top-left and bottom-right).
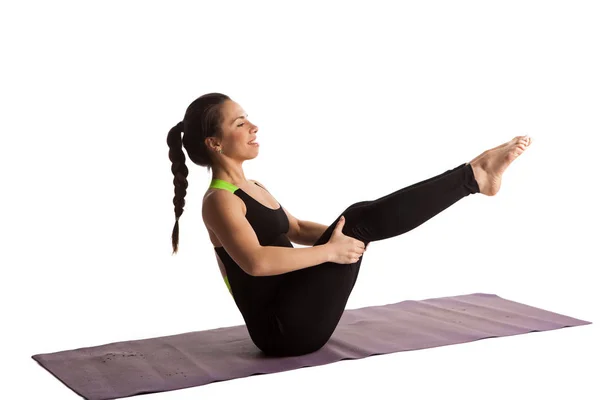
[{"x1": 468, "y1": 135, "x2": 533, "y2": 196}]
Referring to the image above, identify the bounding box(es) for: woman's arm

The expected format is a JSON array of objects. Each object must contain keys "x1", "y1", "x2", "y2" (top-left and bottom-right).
[
  {"x1": 255, "y1": 243, "x2": 331, "y2": 276},
  {"x1": 294, "y1": 220, "x2": 329, "y2": 246}
]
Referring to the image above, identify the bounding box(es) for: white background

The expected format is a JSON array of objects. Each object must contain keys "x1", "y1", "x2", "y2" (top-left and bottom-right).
[{"x1": 2, "y1": 0, "x2": 598, "y2": 399}]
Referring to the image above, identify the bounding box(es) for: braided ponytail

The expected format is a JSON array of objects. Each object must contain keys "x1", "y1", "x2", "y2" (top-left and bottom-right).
[
  {"x1": 167, "y1": 121, "x2": 188, "y2": 255},
  {"x1": 167, "y1": 92, "x2": 231, "y2": 254}
]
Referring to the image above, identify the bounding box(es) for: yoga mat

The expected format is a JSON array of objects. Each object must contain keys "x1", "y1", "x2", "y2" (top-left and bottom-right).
[{"x1": 32, "y1": 293, "x2": 591, "y2": 400}]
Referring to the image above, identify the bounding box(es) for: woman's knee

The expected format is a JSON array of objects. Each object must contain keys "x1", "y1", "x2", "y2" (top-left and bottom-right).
[
  {"x1": 313, "y1": 201, "x2": 373, "y2": 247},
  {"x1": 341, "y1": 207, "x2": 372, "y2": 244},
  {"x1": 344, "y1": 200, "x2": 371, "y2": 214}
]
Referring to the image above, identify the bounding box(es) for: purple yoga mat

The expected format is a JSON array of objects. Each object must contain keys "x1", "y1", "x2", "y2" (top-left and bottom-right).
[{"x1": 32, "y1": 293, "x2": 591, "y2": 400}]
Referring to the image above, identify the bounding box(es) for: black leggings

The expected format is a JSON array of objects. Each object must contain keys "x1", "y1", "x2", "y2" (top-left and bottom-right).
[{"x1": 255, "y1": 162, "x2": 480, "y2": 357}]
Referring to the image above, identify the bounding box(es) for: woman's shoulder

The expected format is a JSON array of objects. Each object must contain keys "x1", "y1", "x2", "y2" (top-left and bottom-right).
[
  {"x1": 249, "y1": 179, "x2": 269, "y2": 192},
  {"x1": 202, "y1": 178, "x2": 267, "y2": 207}
]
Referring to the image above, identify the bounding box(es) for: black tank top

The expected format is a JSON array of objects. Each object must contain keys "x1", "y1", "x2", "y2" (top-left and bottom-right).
[{"x1": 210, "y1": 179, "x2": 292, "y2": 299}]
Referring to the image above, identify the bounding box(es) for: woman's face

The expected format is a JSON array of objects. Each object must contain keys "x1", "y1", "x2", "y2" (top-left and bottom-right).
[{"x1": 215, "y1": 100, "x2": 260, "y2": 157}]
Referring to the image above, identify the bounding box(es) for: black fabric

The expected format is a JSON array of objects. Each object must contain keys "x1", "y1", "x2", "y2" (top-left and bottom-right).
[{"x1": 215, "y1": 162, "x2": 480, "y2": 356}]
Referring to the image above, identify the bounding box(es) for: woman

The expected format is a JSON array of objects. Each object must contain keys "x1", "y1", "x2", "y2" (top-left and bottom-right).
[{"x1": 166, "y1": 92, "x2": 532, "y2": 357}]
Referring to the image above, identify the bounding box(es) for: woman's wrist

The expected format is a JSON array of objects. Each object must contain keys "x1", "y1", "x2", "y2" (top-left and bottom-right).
[{"x1": 319, "y1": 243, "x2": 332, "y2": 263}]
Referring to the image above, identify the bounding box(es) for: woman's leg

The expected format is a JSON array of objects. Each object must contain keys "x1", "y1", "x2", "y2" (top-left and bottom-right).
[
  {"x1": 268, "y1": 135, "x2": 533, "y2": 357},
  {"x1": 268, "y1": 162, "x2": 479, "y2": 357},
  {"x1": 316, "y1": 161, "x2": 476, "y2": 245},
  {"x1": 341, "y1": 162, "x2": 480, "y2": 244}
]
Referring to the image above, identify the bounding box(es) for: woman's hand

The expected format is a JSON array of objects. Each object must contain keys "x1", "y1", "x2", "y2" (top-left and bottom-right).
[{"x1": 326, "y1": 216, "x2": 367, "y2": 264}]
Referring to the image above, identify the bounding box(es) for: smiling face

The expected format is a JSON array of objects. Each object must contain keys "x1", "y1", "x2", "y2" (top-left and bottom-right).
[{"x1": 207, "y1": 100, "x2": 259, "y2": 157}]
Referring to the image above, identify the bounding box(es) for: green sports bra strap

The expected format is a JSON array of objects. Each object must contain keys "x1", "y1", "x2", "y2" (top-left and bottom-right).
[
  {"x1": 223, "y1": 275, "x2": 232, "y2": 296},
  {"x1": 209, "y1": 178, "x2": 239, "y2": 193}
]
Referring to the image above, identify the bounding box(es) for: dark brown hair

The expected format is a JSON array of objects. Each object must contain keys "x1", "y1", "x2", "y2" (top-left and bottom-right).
[{"x1": 166, "y1": 92, "x2": 231, "y2": 254}]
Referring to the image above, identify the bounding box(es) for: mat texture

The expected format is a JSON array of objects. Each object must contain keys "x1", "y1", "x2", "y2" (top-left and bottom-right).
[{"x1": 32, "y1": 293, "x2": 591, "y2": 400}]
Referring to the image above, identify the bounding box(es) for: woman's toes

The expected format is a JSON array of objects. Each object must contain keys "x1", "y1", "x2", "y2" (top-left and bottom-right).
[{"x1": 517, "y1": 137, "x2": 531, "y2": 148}]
